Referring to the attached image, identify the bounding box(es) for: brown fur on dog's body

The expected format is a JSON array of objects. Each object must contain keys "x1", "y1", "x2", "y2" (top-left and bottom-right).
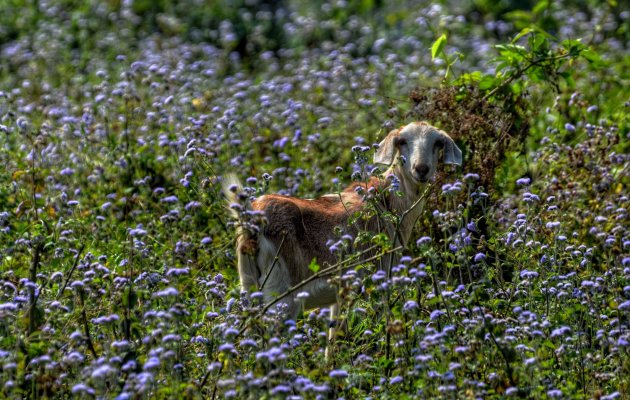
[
  {"x1": 224, "y1": 121, "x2": 462, "y2": 356},
  {"x1": 255, "y1": 185, "x2": 364, "y2": 283}
]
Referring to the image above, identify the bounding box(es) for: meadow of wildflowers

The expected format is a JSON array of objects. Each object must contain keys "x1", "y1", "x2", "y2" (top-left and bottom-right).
[{"x1": 0, "y1": 0, "x2": 628, "y2": 398}]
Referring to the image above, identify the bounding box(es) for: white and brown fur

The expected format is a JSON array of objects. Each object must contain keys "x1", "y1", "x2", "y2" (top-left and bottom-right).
[{"x1": 224, "y1": 121, "x2": 462, "y2": 354}]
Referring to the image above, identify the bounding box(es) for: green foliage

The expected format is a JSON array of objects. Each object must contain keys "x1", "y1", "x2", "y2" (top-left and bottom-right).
[
  {"x1": 0, "y1": 0, "x2": 627, "y2": 398},
  {"x1": 451, "y1": 27, "x2": 599, "y2": 101}
]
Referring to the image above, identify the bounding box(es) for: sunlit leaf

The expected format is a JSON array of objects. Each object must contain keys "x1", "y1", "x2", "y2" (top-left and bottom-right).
[
  {"x1": 512, "y1": 27, "x2": 533, "y2": 43},
  {"x1": 431, "y1": 34, "x2": 447, "y2": 60}
]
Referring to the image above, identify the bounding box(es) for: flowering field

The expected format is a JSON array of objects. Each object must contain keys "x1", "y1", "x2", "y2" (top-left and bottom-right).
[{"x1": 0, "y1": 0, "x2": 628, "y2": 398}]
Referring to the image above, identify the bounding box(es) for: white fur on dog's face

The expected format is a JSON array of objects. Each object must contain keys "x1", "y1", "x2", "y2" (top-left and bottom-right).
[{"x1": 374, "y1": 121, "x2": 462, "y2": 183}]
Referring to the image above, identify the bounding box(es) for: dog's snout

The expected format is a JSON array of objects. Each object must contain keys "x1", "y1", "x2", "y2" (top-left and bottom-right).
[{"x1": 414, "y1": 164, "x2": 430, "y2": 178}]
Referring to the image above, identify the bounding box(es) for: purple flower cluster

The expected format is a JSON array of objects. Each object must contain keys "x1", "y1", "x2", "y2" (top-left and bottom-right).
[{"x1": 0, "y1": 1, "x2": 626, "y2": 398}]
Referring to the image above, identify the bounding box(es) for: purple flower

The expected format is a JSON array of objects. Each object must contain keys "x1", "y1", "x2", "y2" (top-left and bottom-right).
[
  {"x1": 111, "y1": 340, "x2": 130, "y2": 351},
  {"x1": 271, "y1": 385, "x2": 291, "y2": 395},
  {"x1": 161, "y1": 195, "x2": 178, "y2": 203},
  {"x1": 464, "y1": 173, "x2": 479, "y2": 181},
  {"x1": 166, "y1": 267, "x2": 189, "y2": 277},
  {"x1": 71, "y1": 384, "x2": 95, "y2": 395},
  {"x1": 520, "y1": 270, "x2": 539, "y2": 279},
  {"x1": 371, "y1": 270, "x2": 386, "y2": 283},
  {"x1": 547, "y1": 389, "x2": 563, "y2": 398},
  {"x1": 516, "y1": 177, "x2": 531, "y2": 186},
  {"x1": 546, "y1": 221, "x2": 561, "y2": 230},
  {"x1": 317, "y1": 116, "x2": 332, "y2": 126},
  {"x1": 218, "y1": 343, "x2": 235, "y2": 352},
  {"x1": 60, "y1": 168, "x2": 75, "y2": 176},
  {"x1": 474, "y1": 253, "x2": 486, "y2": 262},
  {"x1": 91, "y1": 364, "x2": 116, "y2": 381},
  {"x1": 0, "y1": 302, "x2": 18, "y2": 312},
  {"x1": 240, "y1": 339, "x2": 257, "y2": 348},
  {"x1": 153, "y1": 287, "x2": 179, "y2": 298},
  {"x1": 522, "y1": 192, "x2": 540, "y2": 202},
  {"x1": 185, "y1": 201, "x2": 201, "y2": 210},
  {"x1": 466, "y1": 221, "x2": 477, "y2": 232},
  {"x1": 143, "y1": 357, "x2": 160, "y2": 371},
  {"x1": 416, "y1": 236, "x2": 432, "y2": 246},
  {"x1": 129, "y1": 228, "x2": 147, "y2": 237},
  {"x1": 403, "y1": 300, "x2": 418, "y2": 312},
  {"x1": 505, "y1": 387, "x2": 519, "y2": 396},
  {"x1": 550, "y1": 326, "x2": 571, "y2": 338},
  {"x1": 329, "y1": 369, "x2": 348, "y2": 379},
  {"x1": 430, "y1": 310, "x2": 445, "y2": 320}
]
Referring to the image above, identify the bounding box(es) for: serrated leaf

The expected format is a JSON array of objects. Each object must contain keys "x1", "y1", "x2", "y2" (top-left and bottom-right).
[{"x1": 431, "y1": 34, "x2": 447, "y2": 60}]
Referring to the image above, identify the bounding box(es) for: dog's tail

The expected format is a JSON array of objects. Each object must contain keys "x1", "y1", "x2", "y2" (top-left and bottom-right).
[
  {"x1": 222, "y1": 173, "x2": 246, "y2": 220},
  {"x1": 222, "y1": 174, "x2": 261, "y2": 292}
]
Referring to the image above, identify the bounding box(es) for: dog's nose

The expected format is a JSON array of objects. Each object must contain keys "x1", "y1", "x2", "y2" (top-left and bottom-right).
[{"x1": 415, "y1": 164, "x2": 430, "y2": 179}]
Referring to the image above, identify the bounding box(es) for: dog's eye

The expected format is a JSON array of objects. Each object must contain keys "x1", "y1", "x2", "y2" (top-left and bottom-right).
[
  {"x1": 395, "y1": 137, "x2": 407, "y2": 147},
  {"x1": 434, "y1": 139, "x2": 445, "y2": 150}
]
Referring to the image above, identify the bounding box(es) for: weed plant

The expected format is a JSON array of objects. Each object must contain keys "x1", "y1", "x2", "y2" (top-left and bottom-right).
[{"x1": 0, "y1": 0, "x2": 628, "y2": 398}]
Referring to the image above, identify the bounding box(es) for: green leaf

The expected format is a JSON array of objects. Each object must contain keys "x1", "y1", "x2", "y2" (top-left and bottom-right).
[
  {"x1": 532, "y1": 0, "x2": 549, "y2": 14},
  {"x1": 431, "y1": 34, "x2": 447, "y2": 60},
  {"x1": 478, "y1": 75, "x2": 496, "y2": 91},
  {"x1": 529, "y1": 34, "x2": 547, "y2": 52},
  {"x1": 496, "y1": 43, "x2": 527, "y2": 58},
  {"x1": 511, "y1": 80, "x2": 523, "y2": 96},
  {"x1": 456, "y1": 71, "x2": 482, "y2": 85},
  {"x1": 559, "y1": 71, "x2": 575, "y2": 87},
  {"x1": 512, "y1": 27, "x2": 533, "y2": 43},
  {"x1": 504, "y1": 9, "x2": 533, "y2": 23},
  {"x1": 561, "y1": 39, "x2": 584, "y2": 55},
  {"x1": 581, "y1": 49, "x2": 603, "y2": 66},
  {"x1": 493, "y1": 61, "x2": 509, "y2": 73},
  {"x1": 308, "y1": 258, "x2": 320, "y2": 273}
]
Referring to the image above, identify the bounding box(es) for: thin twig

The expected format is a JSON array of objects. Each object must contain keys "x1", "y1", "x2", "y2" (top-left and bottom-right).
[
  {"x1": 388, "y1": 185, "x2": 432, "y2": 276},
  {"x1": 259, "y1": 233, "x2": 287, "y2": 291},
  {"x1": 28, "y1": 241, "x2": 43, "y2": 336},
  {"x1": 483, "y1": 53, "x2": 572, "y2": 101},
  {"x1": 239, "y1": 245, "x2": 403, "y2": 335},
  {"x1": 78, "y1": 289, "x2": 98, "y2": 359},
  {"x1": 56, "y1": 244, "x2": 86, "y2": 299}
]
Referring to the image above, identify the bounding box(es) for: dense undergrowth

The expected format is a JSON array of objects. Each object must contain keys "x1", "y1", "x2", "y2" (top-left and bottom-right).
[{"x1": 0, "y1": 0, "x2": 628, "y2": 398}]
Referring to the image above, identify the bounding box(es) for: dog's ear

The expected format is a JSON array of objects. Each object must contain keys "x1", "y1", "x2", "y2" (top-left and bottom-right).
[
  {"x1": 438, "y1": 130, "x2": 462, "y2": 165},
  {"x1": 374, "y1": 129, "x2": 401, "y2": 165}
]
